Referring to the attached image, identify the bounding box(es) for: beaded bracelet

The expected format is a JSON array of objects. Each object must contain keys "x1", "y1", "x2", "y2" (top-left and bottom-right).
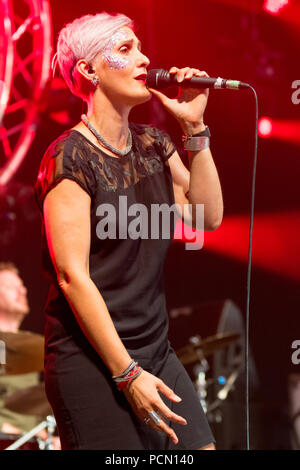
[
  {"x1": 112, "y1": 360, "x2": 136, "y2": 381},
  {"x1": 116, "y1": 365, "x2": 143, "y2": 391},
  {"x1": 112, "y1": 360, "x2": 143, "y2": 391}
]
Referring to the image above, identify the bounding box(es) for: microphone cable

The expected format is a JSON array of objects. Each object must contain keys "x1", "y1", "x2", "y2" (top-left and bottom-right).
[{"x1": 244, "y1": 86, "x2": 259, "y2": 450}]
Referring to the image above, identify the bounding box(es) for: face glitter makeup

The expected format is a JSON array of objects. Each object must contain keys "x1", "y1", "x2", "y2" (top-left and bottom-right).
[
  {"x1": 103, "y1": 54, "x2": 131, "y2": 70},
  {"x1": 102, "y1": 30, "x2": 133, "y2": 70},
  {"x1": 104, "y1": 30, "x2": 128, "y2": 51}
]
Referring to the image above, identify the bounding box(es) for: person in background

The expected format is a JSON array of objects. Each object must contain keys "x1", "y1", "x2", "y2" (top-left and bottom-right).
[{"x1": 0, "y1": 262, "x2": 60, "y2": 449}]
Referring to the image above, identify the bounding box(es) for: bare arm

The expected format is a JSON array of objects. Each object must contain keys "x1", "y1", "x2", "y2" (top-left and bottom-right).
[
  {"x1": 43, "y1": 179, "x2": 131, "y2": 376},
  {"x1": 168, "y1": 147, "x2": 223, "y2": 231},
  {"x1": 181, "y1": 122, "x2": 223, "y2": 231}
]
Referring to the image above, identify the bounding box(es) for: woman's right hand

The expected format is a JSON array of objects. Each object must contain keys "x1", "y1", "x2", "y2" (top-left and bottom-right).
[{"x1": 122, "y1": 369, "x2": 187, "y2": 445}]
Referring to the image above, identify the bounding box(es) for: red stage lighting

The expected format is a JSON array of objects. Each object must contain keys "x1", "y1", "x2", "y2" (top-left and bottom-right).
[
  {"x1": 216, "y1": 0, "x2": 299, "y2": 32},
  {"x1": 174, "y1": 211, "x2": 300, "y2": 282},
  {"x1": 258, "y1": 118, "x2": 300, "y2": 144},
  {"x1": 263, "y1": 0, "x2": 289, "y2": 15},
  {"x1": 258, "y1": 117, "x2": 273, "y2": 137}
]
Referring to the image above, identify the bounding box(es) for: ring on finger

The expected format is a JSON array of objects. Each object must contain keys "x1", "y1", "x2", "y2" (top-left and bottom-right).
[{"x1": 148, "y1": 410, "x2": 161, "y2": 426}]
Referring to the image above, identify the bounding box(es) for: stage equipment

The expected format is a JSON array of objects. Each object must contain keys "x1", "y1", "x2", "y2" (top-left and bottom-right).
[
  {"x1": 168, "y1": 299, "x2": 260, "y2": 449},
  {"x1": 0, "y1": 431, "x2": 40, "y2": 450},
  {"x1": 4, "y1": 383, "x2": 52, "y2": 417},
  {"x1": 176, "y1": 332, "x2": 240, "y2": 365},
  {"x1": 3, "y1": 415, "x2": 56, "y2": 450},
  {"x1": 0, "y1": 0, "x2": 52, "y2": 186},
  {"x1": 0, "y1": 330, "x2": 58, "y2": 450},
  {"x1": 0, "y1": 330, "x2": 44, "y2": 375}
]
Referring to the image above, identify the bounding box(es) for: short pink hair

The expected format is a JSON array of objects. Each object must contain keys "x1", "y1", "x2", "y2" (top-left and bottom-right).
[{"x1": 56, "y1": 12, "x2": 134, "y2": 98}]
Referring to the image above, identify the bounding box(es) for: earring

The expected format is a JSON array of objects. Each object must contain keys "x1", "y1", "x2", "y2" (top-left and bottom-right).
[{"x1": 91, "y1": 76, "x2": 99, "y2": 87}]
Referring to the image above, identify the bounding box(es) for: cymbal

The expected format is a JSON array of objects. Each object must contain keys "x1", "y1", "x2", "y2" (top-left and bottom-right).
[
  {"x1": 0, "y1": 330, "x2": 44, "y2": 375},
  {"x1": 4, "y1": 383, "x2": 52, "y2": 417},
  {"x1": 176, "y1": 331, "x2": 240, "y2": 365}
]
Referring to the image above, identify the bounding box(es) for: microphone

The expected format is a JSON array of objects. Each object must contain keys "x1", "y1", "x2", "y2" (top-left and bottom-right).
[{"x1": 146, "y1": 69, "x2": 250, "y2": 90}]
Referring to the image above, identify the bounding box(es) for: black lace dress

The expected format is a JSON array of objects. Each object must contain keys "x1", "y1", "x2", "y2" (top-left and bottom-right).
[{"x1": 34, "y1": 123, "x2": 214, "y2": 450}]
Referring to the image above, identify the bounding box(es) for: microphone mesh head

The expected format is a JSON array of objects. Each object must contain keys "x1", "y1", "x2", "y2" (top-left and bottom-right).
[{"x1": 146, "y1": 69, "x2": 161, "y2": 88}]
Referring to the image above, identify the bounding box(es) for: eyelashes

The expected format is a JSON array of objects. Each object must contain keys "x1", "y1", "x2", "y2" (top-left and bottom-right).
[
  {"x1": 119, "y1": 44, "x2": 142, "y2": 54},
  {"x1": 120, "y1": 46, "x2": 130, "y2": 53}
]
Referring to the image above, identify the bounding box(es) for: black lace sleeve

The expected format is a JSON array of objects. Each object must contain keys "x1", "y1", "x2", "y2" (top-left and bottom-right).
[
  {"x1": 34, "y1": 132, "x2": 96, "y2": 212},
  {"x1": 156, "y1": 127, "x2": 177, "y2": 162},
  {"x1": 136, "y1": 124, "x2": 177, "y2": 164}
]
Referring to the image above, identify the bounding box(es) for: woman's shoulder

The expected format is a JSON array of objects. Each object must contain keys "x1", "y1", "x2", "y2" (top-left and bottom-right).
[
  {"x1": 36, "y1": 129, "x2": 91, "y2": 190},
  {"x1": 43, "y1": 129, "x2": 81, "y2": 158},
  {"x1": 35, "y1": 129, "x2": 95, "y2": 210},
  {"x1": 37, "y1": 129, "x2": 90, "y2": 177}
]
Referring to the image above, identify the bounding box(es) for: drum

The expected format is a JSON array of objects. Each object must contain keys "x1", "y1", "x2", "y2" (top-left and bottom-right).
[{"x1": 0, "y1": 432, "x2": 40, "y2": 450}]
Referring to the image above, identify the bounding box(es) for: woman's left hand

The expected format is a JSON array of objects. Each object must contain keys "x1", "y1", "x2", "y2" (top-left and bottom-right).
[{"x1": 148, "y1": 66, "x2": 209, "y2": 133}]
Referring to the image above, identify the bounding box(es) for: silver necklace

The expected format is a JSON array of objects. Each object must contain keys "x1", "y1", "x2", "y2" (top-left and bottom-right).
[{"x1": 81, "y1": 114, "x2": 132, "y2": 157}]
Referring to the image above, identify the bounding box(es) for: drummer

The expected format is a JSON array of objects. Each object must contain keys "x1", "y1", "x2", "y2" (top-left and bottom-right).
[{"x1": 0, "y1": 262, "x2": 60, "y2": 449}]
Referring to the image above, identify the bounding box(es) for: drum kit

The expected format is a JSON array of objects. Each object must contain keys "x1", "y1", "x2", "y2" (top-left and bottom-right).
[
  {"x1": 175, "y1": 330, "x2": 243, "y2": 421},
  {"x1": 0, "y1": 331, "x2": 57, "y2": 450}
]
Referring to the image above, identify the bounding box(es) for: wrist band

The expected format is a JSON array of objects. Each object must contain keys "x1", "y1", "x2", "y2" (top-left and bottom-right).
[
  {"x1": 112, "y1": 360, "x2": 143, "y2": 391},
  {"x1": 112, "y1": 360, "x2": 136, "y2": 380},
  {"x1": 116, "y1": 365, "x2": 143, "y2": 391},
  {"x1": 182, "y1": 126, "x2": 211, "y2": 151},
  {"x1": 188, "y1": 126, "x2": 211, "y2": 138},
  {"x1": 182, "y1": 136, "x2": 210, "y2": 151}
]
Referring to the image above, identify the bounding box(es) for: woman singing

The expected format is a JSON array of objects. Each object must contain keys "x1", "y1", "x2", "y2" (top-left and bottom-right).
[{"x1": 34, "y1": 11, "x2": 223, "y2": 450}]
